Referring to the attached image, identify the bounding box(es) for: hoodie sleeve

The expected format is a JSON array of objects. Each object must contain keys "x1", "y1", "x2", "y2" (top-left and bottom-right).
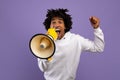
[
  {"x1": 80, "y1": 27, "x2": 105, "y2": 52},
  {"x1": 37, "y1": 58, "x2": 48, "y2": 72}
]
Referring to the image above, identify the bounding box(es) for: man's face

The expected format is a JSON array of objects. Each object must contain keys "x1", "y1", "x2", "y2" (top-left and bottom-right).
[{"x1": 50, "y1": 17, "x2": 66, "y2": 40}]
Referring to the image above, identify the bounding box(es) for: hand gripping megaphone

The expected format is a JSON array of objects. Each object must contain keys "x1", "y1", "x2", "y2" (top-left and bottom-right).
[{"x1": 29, "y1": 28, "x2": 58, "y2": 59}]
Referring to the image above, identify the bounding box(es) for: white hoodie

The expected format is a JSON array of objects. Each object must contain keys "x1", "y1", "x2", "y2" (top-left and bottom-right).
[{"x1": 38, "y1": 27, "x2": 105, "y2": 80}]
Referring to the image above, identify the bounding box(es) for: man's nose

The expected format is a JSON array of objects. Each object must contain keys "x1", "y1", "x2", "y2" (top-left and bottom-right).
[{"x1": 53, "y1": 25, "x2": 59, "y2": 29}]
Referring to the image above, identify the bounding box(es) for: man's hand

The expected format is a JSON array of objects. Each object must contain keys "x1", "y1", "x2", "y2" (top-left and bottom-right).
[{"x1": 89, "y1": 16, "x2": 100, "y2": 29}]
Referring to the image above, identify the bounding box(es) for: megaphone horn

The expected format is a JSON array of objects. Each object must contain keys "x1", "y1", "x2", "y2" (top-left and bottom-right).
[
  {"x1": 39, "y1": 36, "x2": 51, "y2": 49},
  {"x1": 29, "y1": 28, "x2": 58, "y2": 59}
]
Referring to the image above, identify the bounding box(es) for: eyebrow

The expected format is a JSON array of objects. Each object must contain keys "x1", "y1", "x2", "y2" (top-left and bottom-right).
[{"x1": 51, "y1": 17, "x2": 63, "y2": 21}]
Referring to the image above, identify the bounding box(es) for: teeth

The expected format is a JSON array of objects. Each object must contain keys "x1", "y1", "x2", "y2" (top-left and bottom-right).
[{"x1": 55, "y1": 29, "x2": 60, "y2": 32}]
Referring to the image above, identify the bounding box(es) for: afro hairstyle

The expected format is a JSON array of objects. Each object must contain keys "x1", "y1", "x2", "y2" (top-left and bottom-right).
[{"x1": 43, "y1": 8, "x2": 72, "y2": 33}]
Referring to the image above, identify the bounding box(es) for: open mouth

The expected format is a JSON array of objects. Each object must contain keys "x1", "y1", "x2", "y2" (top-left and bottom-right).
[{"x1": 55, "y1": 29, "x2": 61, "y2": 35}]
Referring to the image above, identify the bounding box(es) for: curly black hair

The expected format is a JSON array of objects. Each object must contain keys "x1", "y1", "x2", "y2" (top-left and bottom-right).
[{"x1": 43, "y1": 8, "x2": 72, "y2": 33}]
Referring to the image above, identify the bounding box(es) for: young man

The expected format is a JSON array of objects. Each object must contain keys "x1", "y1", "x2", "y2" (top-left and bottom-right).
[{"x1": 38, "y1": 8, "x2": 105, "y2": 80}]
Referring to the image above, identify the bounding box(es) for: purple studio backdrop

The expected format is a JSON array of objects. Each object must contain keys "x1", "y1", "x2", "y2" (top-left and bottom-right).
[{"x1": 0, "y1": 0, "x2": 120, "y2": 80}]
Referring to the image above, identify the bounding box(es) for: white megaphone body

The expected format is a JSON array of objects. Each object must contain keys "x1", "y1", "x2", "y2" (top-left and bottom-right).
[{"x1": 29, "y1": 28, "x2": 58, "y2": 59}]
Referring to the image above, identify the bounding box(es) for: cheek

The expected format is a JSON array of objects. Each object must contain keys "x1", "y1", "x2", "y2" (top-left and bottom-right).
[
  {"x1": 61, "y1": 24, "x2": 65, "y2": 29},
  {"x1": 50, "y1": 24, "x2": 52, "y2": 28},
  {"x1": 62, "y1": 25, "x2": 65, "y2": 28},
  {"x1": 61, "y1": 28, "x2": 65, "y2": 34}
]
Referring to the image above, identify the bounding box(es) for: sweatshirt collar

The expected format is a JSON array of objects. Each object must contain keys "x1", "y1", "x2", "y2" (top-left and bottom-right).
[{"x1": 61, "y1": 31, "x2": 70, "y2": 40}]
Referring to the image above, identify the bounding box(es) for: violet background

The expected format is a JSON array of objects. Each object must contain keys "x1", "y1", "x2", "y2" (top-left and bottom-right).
[{"x1": 0, "y1": 0, "x2": 120, "y2": 80}]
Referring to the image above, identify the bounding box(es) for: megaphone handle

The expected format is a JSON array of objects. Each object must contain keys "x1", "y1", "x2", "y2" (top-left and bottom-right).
[{"x1": 47, "y1": 57, "x2": 52, "y2": 62}]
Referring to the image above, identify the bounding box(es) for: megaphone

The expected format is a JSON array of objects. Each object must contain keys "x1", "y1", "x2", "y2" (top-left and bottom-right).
[{"x1": 29, "y1": 28, "x2": 58, "y2": 59}]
